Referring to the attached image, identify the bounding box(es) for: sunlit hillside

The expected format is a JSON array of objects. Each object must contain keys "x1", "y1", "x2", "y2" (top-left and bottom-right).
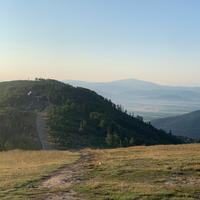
[{"x1": 0, "y1": 79, "x2": 182, "y2": 151}]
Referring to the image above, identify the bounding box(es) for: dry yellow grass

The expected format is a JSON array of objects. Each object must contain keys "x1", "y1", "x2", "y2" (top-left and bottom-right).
[
  {"x1": 74, "y1": 144, "x2": 200, "y2": 199},
  {"x1": 0, "y1": 150, "x2": 80, "y2": 199},
  {"x1": 2, "y1": 144, "x2": 200, "y2": 199},
  {"x1": 86, "y1": 144, "x2": 200, "y2": 170}
]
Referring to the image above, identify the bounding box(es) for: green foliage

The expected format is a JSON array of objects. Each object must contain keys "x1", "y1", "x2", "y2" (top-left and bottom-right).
[
  {"x1": 0, "y1": 79, "x2": 56, "y2": 150},
  {"x1": 0, "y1": 140, "x2": 10, "y2": 151},
  {"x1": 105, "y1": 133, "x2": 113, "y2": 146},
  {"x1": 176, "y1": 135, "x2": 200, "y2": 143},
  {"x1": 130, "y1": 137, "x2": 135, "y2": 145},
  {"x1": 40, "y1": 80, "x2": 183, "y2": 149},
  {"x1": 17, "y1": 142, "x2": 25, "y2": 150},
  {"x1": 0, "y1": 79, "x2": 183, "y2": 150}
]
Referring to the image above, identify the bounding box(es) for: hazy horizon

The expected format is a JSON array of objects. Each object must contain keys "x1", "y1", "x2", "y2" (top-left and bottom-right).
[
  {"x1": 1, "y1": 1, "x2": 200, "y2": 87},
  {"x1": 2, "y1": 77, "x2": 200, "y2": 88}
]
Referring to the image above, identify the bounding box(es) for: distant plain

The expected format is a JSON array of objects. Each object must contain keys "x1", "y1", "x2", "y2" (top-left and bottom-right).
[{"x1": 63, "y1": 78, "x2": 200, "y2": 121}]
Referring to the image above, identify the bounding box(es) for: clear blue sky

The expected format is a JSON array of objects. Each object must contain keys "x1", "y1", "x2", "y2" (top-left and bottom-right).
[{"x1": 1, "y1": 0, "x2": 200, "y2": 86}]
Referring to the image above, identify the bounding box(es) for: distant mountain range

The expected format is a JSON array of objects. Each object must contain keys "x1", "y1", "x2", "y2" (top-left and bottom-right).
[
  {"x1": 63, "y1": 78, "x2": 200, "y2": 96},
  {"x1": 63, "y1": 78, "x2": 200, "y2": 121},
  {"x1": 151, "y1": 110, "x2": 200, "y2": 138}
]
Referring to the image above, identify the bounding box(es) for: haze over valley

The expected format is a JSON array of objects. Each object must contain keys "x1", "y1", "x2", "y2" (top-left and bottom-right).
[
  {"x1": 63, "y1": 78, "x2": 200, "y2": 121},
  {"x1": 2, "y1": 1, "x2": 200, "y2": 199}
]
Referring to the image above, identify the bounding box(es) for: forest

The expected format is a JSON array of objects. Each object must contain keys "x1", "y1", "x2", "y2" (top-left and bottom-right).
[{"x1": 0, "y1": 79, "x2": 183, "y2": 151}]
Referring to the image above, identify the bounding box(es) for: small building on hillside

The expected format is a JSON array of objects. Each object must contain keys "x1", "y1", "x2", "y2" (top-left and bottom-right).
[{"x1": 28, "y1": 91, "x2": 36, "y2": 96}]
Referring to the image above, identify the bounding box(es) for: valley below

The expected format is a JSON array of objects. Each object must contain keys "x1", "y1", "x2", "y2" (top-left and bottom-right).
[
  {"x1": 1, "y1": 78, "x2": 200, "y2": 199},
  {"x1": 63, "y1": 78, "x2": 200, "y2": 121},
  {"x1": 113, "y1": 98, "x2": 200, "y2": 121}
]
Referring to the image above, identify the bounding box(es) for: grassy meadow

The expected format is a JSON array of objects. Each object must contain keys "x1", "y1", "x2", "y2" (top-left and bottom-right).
[
  {"x1": 0, "y1": 150, "x2": 80, "y2": 200},
  {"x1": 2, "y1": 144, "x2": 200, "y2": 199},
  {"x1": 72, "y1": 144, "x2": 200, "y2": 200}
]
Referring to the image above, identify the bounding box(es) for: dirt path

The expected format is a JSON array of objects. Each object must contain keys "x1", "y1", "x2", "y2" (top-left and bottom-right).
[
  {"x1": 36, "y1": 102, "x2": 54, "y2": 150},
  {"x1": 36, "y1": 110, "x2": 53, "y2": 150},
  {"x1": 36, "y1": 102, "x2": 94, "y2": 199},
  {"x1": 39, "y1": 151, "x2": 94, "y2": 200}
]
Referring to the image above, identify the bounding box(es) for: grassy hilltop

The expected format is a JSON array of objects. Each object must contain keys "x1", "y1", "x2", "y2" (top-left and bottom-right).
[
  {"x1": 1, "y1": 144, "x2": 200, "y2": 199},
  {"x1": 0, "y1": 150, "x2": 80, "y2": 200},
  {"x1": 0, "y1": 78, "x2": 182, "y2": 150},
  {"x1": 73, "y1": 144, "x2": 200, "y2": 199}
]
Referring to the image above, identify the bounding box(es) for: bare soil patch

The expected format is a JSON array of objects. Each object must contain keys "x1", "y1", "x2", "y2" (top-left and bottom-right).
[
  {"x1": 37, "y1": 151, "x2": 94, "y2": 200},
  {"x1": 164, "y1": 174, "x2": 200, "y2": 187}
]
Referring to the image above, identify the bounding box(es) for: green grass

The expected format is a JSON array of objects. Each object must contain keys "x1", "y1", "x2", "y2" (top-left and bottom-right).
[
  {"x1": 2, "y1": 144, "x2": 200, "y2": 199},
  {"x1": 72, "y1": 144, "x2": 200, "y2": 199},
  {"x1": 0, "y1": 150, "x2": 80, "y2": 200}
]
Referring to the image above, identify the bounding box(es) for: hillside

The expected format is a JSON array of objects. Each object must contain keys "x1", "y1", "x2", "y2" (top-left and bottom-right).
[
  {"x1": 63, "y1": 78, "x2": 200, "y2": 121},
  {"x1": 0, "y1": 79, "x2": 182, "y2": 150},
  {"x1": 151, "y1": 110, "x2": 200, "y2": 138}
]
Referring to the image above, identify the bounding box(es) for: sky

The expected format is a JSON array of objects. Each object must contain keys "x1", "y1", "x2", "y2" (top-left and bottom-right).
[{"x1": 1, "y1": 0, "x2": 200, "y2": 86}]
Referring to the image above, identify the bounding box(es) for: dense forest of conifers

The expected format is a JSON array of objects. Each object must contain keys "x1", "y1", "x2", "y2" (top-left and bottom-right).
[{"x1": 0, "y1": 79, "x2": 183, "y2": 151}]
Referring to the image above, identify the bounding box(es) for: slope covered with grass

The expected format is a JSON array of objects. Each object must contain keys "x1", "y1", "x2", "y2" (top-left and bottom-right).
[
  {"x1": 73, "y1": 144, "x2": 200, "y2": 199},
  {"x1": 0, "y1": 150, "x2": 80, "y2": 200}
]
